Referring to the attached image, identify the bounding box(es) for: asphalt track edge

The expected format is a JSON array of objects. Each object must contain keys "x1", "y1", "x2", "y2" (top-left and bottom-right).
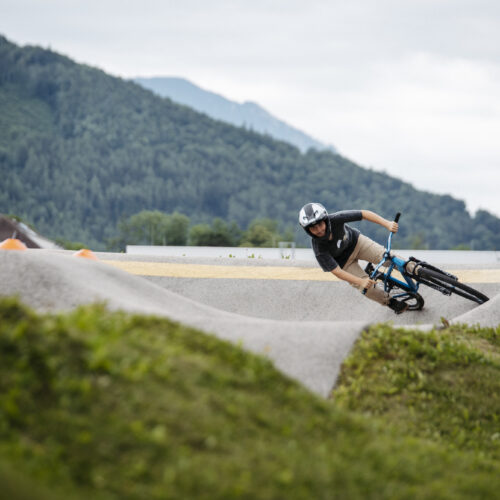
[{"x1": 1, "y1": 250, "x2": 498, "y2": 397}]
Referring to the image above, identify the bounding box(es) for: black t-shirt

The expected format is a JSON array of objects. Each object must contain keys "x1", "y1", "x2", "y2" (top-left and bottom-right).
[{"x1": 311, "y1": 211, "x2": 363, "y2": 271}]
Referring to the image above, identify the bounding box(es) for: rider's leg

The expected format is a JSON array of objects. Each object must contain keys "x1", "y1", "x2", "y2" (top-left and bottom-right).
[
  {"x1": 350, "y1": 234, "x2": 417, "y2": 274},
  {"x1": 343, "y1": 235, "x2": 410, "y2": 312},
  {"x1": 343, "y1": 236, "x2": 389, "y2": 305},
  {"x1": 343, "y1": 260, "x2": 389, "y2": 305},
  {"x1": 350, "y1": 234, "x2": 386, "y2": 266}
]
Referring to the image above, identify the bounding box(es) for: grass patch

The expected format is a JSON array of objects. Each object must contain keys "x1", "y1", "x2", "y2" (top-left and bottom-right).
[
  {"x1": 333, "y1": 323, "x2": 500, "y2": 460},
  {"x1": 1, "y1": 297, "x2": 499, "y2": 499}
]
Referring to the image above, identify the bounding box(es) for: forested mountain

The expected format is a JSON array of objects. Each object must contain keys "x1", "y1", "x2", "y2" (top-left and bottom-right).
[
  {"x1": 134, "y1": 76, "x2": 336, "y2": 154},
  {"x1": 1, "y1": 35, "x2": 499, "y2": 250}
]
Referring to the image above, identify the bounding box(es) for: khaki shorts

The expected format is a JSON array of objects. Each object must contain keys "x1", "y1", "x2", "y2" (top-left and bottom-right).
[{"x1": 343, "y1": 234, "x2": 391, "y2": 305}]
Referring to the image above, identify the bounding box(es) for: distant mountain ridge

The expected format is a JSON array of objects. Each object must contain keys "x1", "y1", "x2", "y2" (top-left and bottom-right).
[
  {"x1": 134, "y1": 77, "x2": 336, "y2": 153},
  {"x1": 1, "y1": 34, "x2": 500, "y2": 251}
]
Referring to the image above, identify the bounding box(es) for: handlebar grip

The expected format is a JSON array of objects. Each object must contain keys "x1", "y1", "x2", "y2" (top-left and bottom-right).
[{"x1": 394, "y1": 212, "x2": 401, "y2": 223}]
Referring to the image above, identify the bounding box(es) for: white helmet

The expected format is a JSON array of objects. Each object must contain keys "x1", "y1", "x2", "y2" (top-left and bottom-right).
[{"x1": 298, "y1": 203, "x2": 331, "y2": 240}]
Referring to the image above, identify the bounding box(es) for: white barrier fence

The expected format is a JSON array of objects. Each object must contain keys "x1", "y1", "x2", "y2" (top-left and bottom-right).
[
  {"x1": 126, "y1": 245, "x2": 302, "y2": 260},
  {"x1": 126, "y1": 245, "x2": 500, "y2": 265}
]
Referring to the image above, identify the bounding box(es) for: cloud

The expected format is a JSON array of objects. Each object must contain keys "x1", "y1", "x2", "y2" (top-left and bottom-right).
[
  {"x1": 305, "y1": 53, "x2": 500, "y2": 214},
  {"x1": 1, "y1": 0, "x2": 500, "y2": 215}
]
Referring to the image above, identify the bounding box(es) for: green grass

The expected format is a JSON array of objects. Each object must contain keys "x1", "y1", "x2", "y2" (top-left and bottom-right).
[
  {"x1": 332, "y1": 323, "x2": 500, "y2": 460},
  {"x1": 1, "y1": 297, "x2": 499, "y2": 499}
]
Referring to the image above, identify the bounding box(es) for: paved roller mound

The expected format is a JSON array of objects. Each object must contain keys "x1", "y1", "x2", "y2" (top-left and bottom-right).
[{"x1": 1, "y1": 249, "x2": 499, "y2": 396}]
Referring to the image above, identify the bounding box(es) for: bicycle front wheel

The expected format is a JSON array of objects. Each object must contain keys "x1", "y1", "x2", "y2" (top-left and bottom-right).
[{"x1": 417, "y1": 266, "x2": 489, "y2": 304}]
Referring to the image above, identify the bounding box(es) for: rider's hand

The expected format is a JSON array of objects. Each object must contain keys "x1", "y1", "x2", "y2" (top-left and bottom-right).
[
  {"x1": 387, "y1": 221, "x2": 399, "y2": 233},
  {"x1": 360, "y1": 277, "x2": 376, "y2": 291}
]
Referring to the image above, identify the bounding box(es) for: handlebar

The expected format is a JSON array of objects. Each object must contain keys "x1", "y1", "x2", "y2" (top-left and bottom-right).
[
  {"x1": 386, "y1": 212, "x2": 401, "y2": 253},
  {"x1": 362, "y1": 212, "x2": 401, "y2": 295}
]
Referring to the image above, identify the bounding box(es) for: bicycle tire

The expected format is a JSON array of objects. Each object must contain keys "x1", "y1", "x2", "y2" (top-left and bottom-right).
[
  {"x1": 392, "y1": 289, "x2": 425, "y2": 311},
  {"x1": 417, "y1": 267, "x2": 489, "y2": 304},
  {"x1": 370, "y1": 267, "x2": 425, "y2": 311}
]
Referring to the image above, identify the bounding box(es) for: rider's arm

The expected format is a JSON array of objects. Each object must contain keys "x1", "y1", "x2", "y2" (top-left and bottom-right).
[
  {"x1": 332, "y1": 266, "x2": 374, "y2": 290},
  {"x1": 361, "y1": 210, "x2": 398, "y2": 233}
]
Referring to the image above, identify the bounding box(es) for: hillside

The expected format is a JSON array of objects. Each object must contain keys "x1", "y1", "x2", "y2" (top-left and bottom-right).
[
  {"x1": 1, "y1": 298, "x2": 499, "y2": 499},
  {"x1": 134, "y1": 76, "x2": 336, "y2": 153},
  {"x1": 1, "y1": 35, "x2": 499, "y2": 250}
]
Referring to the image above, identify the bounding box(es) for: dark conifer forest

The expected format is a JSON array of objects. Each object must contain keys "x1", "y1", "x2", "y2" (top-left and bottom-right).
[{"x1": 1, "y1": 35, "x2": 499, "y2": 250}]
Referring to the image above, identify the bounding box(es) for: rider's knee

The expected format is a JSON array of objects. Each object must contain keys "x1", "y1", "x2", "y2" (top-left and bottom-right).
[{"x1": 405, "y1": 261, "x2": 418, "y2": 275}]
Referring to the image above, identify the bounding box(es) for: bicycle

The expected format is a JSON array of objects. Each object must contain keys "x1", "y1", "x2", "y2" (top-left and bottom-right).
[{"x1": 362, "y1": 213, "x2": 489, "y2": 310}]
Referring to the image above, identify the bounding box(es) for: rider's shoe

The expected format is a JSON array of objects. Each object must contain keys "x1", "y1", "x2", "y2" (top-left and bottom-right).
[{"x1": 388, "y1": 298, "x2": 409, "y2": 315}]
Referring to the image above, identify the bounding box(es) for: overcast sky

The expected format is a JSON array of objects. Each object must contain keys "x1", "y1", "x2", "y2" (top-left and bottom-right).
[{"x1": 2, "y1": 0, "x2": 499, "y2": 217}]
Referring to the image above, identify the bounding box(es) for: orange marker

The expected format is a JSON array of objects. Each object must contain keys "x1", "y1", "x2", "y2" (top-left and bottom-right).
[
  {"x1": 0, "y1": 238, "x2": 28, "y2": 250},
  {"x1": 73, "y1": 248, "x2": 98, "y2": 260}
]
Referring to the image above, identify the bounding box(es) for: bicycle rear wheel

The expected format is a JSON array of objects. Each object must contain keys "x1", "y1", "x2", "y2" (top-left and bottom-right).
[{"x1": 417, "y1": 266, "x2": 489, "y2": 304}]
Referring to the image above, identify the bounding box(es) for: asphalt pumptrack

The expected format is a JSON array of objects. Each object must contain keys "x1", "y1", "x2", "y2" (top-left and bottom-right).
[{"x1": 1, "y1": 246, "x2": 500, "y2": 397}]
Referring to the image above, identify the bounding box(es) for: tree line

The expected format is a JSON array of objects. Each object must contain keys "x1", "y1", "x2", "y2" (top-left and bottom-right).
[{"x1": 101, "y1": 210, "x2": 294, "y2": 251}]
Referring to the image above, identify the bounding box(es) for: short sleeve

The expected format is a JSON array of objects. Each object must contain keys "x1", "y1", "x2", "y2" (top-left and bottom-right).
[
  {"x1": 331, "y1": 210, "x2": 362, "y2": 223},
  {"x1": 316, "y1": 253, "x2": 339, "y2": 272},
  {"x1": 312, "y1": 239, "x2": 339, "y2": 272}
]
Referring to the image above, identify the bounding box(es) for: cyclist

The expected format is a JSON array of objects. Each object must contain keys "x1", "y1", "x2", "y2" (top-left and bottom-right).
[{"x1": 299, "y1": 202, "x2": 410, "y2": 314}]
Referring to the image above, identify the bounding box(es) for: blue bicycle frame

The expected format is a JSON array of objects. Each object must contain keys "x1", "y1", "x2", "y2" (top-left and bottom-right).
[{"x1": 365, "y1": 213, "x2": 420, "y2": 299}]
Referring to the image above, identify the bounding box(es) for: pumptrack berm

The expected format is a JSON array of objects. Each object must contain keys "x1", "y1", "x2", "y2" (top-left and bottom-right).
[{"x1": 1, "y1": 248, "x2": 499, "y2": 397}]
